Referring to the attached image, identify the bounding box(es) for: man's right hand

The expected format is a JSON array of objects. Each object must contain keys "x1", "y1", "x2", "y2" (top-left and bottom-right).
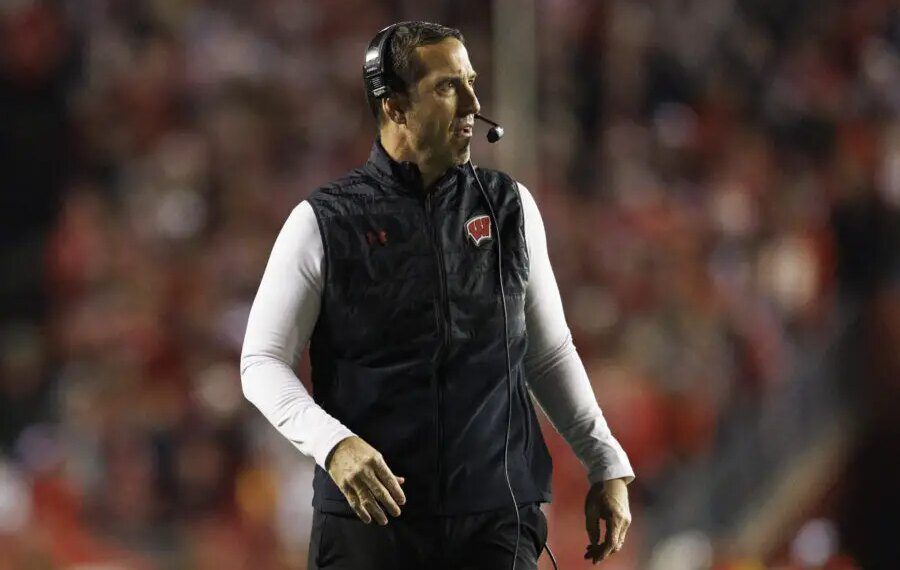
[{"x1": 325, "y1": 436, "x2": 406, "y2": 525}]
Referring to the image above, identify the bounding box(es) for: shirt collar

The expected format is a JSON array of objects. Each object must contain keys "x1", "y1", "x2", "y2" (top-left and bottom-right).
[{"x1": 365, "y1": 136, "x2": 463, "y2": 194}]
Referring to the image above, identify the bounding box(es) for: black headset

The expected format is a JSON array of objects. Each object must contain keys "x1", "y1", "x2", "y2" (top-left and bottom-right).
[{"x1": 362, "y1": 22, "x2": 557, "y2": 570}]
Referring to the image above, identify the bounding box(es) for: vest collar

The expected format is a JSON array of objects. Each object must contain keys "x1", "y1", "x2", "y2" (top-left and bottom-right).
[{"x1": 365, "y1": 136, "x2": 463, "y2": 195}]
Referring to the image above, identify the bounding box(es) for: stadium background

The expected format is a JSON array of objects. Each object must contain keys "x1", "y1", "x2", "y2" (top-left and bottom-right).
[{"x1": 1, "y1": 0, "x2": 898, "y2": 568}]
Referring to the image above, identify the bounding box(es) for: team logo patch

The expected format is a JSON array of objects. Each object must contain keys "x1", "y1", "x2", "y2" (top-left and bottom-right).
[{"x1": 465, "y1": 214, "x2": 492, "y2": 246}]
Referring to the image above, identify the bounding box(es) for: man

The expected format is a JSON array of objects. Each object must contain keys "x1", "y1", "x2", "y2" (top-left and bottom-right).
[{"x1": 240, "y1": 21, "x2": 633, "y2": 569}]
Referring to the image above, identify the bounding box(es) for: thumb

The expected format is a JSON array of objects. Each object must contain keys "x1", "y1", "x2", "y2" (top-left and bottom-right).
[
  {"x1": 585, "y1": 509, "x2": 601, "y2": 545},
  {"x1": 398, "y1": 476, "x2": 405, "y2": 484}
]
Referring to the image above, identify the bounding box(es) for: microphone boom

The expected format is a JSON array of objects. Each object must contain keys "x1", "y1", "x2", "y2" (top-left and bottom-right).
[{"x1": 475, "y1": 113, "x2": 505, "y2": 143}]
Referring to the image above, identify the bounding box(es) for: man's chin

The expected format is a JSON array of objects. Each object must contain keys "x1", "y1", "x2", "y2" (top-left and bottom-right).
[{"x1": 453, "y1": 145, "x2": 471, "y2": 165}]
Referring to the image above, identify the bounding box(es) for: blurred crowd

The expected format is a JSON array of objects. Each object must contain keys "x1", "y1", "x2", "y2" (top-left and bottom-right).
[{"x1": 1, "y1": 0, "x2": 898, "y2": 568}]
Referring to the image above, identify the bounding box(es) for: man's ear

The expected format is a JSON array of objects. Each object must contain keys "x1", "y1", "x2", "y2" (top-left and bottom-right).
[{"x1": 382, "y1": 95, "x2": 407, "y2": 125}]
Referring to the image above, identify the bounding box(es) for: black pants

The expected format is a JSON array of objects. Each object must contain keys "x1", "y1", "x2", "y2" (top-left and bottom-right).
[{"x1": 307, "y1": 502, "x2": 548, "y2": 569}]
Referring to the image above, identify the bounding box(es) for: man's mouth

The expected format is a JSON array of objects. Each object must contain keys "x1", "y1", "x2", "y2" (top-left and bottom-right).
[{"x1": 452, "y1": 121, "x2": 474, "y2": 137}]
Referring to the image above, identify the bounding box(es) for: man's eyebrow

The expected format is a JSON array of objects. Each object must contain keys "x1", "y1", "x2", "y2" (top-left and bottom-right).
[{"x1": 434, "y1": 71, "x2": 478, "y2": 82}]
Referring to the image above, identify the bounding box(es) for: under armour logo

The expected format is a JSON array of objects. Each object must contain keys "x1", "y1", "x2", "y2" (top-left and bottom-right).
[{"x1": 366, "y1": 230, "x2": 388, "y2": 246}]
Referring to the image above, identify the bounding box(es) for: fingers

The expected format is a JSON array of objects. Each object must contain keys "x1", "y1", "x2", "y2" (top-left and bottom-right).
[
  {"x1": 367, "y1": 473, "x2": 402, "y2": 518},
  {"x1": 584, "y1": 479, "x2": 632, "y2": 564},
  {"x1": 584, "y1": 514, "x2": 631, "y2": 564},
  {"x1": 328, "y1": 439, "x2": 406, "y2": 525},
  {"x1": 372, "y1": 457, "x2": 407, "y2": 508},
  {"x1": 585, "y1": 502, "x2": 601, "y2": 546},
  {"x1": 584, "y1": 517, "x2": 610, "y2": 564},
  {"x1": 343, "y1": 462, "x2": 403, "y2": 525},
  {"x1": 616, "y1": 517, "x2": 631, "y2": 552},
  {"x1": 584, "y1": 506, "x2": 600, "y2": 544},
  {"x1": 340, "y1": 482, "x2": 371, "y2": 524},
  {"x1": 349, "y1": 480, "x2": 389, "y2": 525},
  {"x1": 584, "y1": 501, "x2": 603, "y2": 564},
  {"x1": 360, "y1": 486, "x2": 390, "y2": 526},
  {"x1": 340, "y1": 481, "x2": 385, "y2": 526},
  {"x1": 600, "y1": 516, "x2": 623, "y2": 560}
]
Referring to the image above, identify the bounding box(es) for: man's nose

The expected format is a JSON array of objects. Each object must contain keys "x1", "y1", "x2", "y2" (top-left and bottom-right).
[{"x1": 460, "y1": 82, "x2": 480, "y2": 116}]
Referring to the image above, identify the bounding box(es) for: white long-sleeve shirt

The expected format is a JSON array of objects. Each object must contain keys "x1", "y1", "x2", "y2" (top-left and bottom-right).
[{"x1": 240, "y1": 182, "x2": 634, "y2": 486}]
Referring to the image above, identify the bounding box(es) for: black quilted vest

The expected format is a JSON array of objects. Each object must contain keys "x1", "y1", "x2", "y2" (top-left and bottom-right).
[{"x1": 307, "y1": 139, "x2": 552, "y2": 516}]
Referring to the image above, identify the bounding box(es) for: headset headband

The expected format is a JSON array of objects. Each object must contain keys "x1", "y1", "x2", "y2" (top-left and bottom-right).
[{"x1": 363, "y1": 21, "x2": 416, "y2": 101}]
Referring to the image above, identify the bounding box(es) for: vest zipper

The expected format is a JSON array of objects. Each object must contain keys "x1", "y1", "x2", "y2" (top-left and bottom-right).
[{"x1": 425, "y1": 190, "x2": 450, "y2": 512}]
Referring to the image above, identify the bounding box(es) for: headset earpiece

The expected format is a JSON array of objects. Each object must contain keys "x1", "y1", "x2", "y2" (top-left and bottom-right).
[{"x1": 364, "y1": 22, "x2": 416, "y2": 103}]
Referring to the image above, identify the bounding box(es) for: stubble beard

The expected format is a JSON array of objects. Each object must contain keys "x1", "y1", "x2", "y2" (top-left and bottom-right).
[{"x1": 453, "y1": 138, "x2": 471, "y2": 165}]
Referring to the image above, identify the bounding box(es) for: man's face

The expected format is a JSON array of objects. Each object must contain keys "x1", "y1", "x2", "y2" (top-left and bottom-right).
[{"x1": 401, "y1": 38, "x2": 480, "y2": 169}]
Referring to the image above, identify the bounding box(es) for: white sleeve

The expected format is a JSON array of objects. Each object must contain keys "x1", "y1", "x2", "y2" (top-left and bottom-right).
[
  {"x1": 518, "y1": 182, "x2": 635, "y2": 485},
  {"x1": 240, "y1": 200, "x2": 355, "y2": 469}
]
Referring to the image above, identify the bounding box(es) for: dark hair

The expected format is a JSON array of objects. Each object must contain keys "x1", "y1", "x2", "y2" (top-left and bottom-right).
[{"x1": 366, "y1": 21, "x2": 464, "y2": 122}]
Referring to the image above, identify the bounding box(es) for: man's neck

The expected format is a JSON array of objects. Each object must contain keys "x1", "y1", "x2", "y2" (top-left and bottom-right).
[{"x1": 380, "y1": 128, "x2": 449, "y2": 190}]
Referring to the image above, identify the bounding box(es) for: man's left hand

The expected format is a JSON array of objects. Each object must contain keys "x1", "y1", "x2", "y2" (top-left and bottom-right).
[{"x1": 584, "y1": 477, "x2": 631, "y2": 564}]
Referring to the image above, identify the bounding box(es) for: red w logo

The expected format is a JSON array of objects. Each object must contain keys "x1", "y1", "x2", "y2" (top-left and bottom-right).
[{"x1": 465, "y1": 214, "x2": 492, "y2": 246}]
